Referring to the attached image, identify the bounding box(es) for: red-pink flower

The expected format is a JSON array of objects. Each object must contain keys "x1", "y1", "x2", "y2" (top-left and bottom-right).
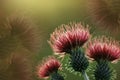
[
  {"x1": 37, "y1": 57, "x2": 61, "y2": 79},
  {"x1": 49, "y1": 23, "x2": 90, "y2": 54},
  {"x1": 87, "y1": 36, "x2": 120, "y2": 62}
]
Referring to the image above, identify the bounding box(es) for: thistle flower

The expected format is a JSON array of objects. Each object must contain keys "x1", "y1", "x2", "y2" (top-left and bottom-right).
[
  {"x1": 7, "y1": 53, "x2": 32, "y2": 80},
  {"x1": 37, "y1": 57, "x2": 61, "y2": 79},
  {"x1": 86, "y1": 36, "x2": 120, "y2": 80},
  {"x1": 0, "y1": 29, "x2": 17, "y2": 59},
  {"x1": 49, "y1": 22, "x2": 90, "y2": 54},
  {"x1": 87, "y1": 36, "x2": 120, "y2": 62},
  {"x1": 94, "y1": 60, "x2": 112, "y2": 80},
  {"x1": 88, "y1": 0, "x2": 120, "y2": 29},
  {"x1": 6, "y1": 15, "x2": 40, "y2": 52},
  {"x1": 70, "y1": 48, "x2": 89, "y2": 72}
]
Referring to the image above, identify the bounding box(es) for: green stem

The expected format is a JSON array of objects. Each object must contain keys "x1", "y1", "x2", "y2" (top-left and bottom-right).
[
  {"x1": 82, "y1": 70, "x2": 90, "y2": 80},
  {"x1": 51, "y1": 71, "x2": 64, "y2": 80},
  {"x1": 95, "y1": 60, "x2": 112, "y2": 80}
]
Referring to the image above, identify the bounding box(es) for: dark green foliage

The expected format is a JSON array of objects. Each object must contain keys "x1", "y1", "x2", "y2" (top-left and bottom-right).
[
  {"x1": 94, "y1": 60, "x2": 112, "y2": 80},
  {"x1": 70, "y1": 48, "x2": 89, "y2": 72}
]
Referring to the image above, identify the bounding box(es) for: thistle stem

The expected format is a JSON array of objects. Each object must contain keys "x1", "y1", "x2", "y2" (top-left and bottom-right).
[
  {"x1": 51, "y1": 71, "x2": 64, "y2": 80},
  {"x1": 82, "y1": 70, "x2": 90, "y2": 80},
  {"x1": 95, "y1": 60, "x2": 112, "y2": 80}
]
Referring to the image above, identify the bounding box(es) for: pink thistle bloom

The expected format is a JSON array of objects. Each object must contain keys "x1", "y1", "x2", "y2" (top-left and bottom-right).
[
  {"x1": 37, "y1": 57, "x2": 61, "y2": 79},
  {"x1": 87, "y1": 36, "x2": 120, "y2": 62},
  {"x1": 49, "y1": 22, "x2": 90, "y2": 54}
]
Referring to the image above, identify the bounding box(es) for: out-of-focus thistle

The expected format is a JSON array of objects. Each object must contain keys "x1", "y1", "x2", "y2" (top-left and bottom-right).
[
  {"x1": 0, "y1": 25, "x2": 17, "y2": 59},
  {"x1": 5, "y1": 53, "x2": 33, "y2": 80},
  {"x1": 5, "y1": 15, "x2": 40, "y2": 53},
  {"x1": 87, "y1": 36, "x2": 120, "y2": 80},
  {"x1": 37, "y1": 56, "x2": 64, "y2": 80},
  {"x1": 88, "y1": 0, "x2": 120, "y2": 29},
  {"x1": 0, "y1": 15, "x2": 40, "y2": 59},
  {"x1": 49, "y1": 22, "x2": 90, "y2": 80}
]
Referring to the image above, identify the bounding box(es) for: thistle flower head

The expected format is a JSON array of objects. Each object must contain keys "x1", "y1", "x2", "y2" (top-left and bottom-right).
[
  {"x1": 8, "y1": 53, "x2": 32, "y2": 80},
  {"x1": 87, "y1": 36, "x2": 120, "y2": 62},
  {"x1": 88, "y1": 0, "x2": 120, "y2": 29},
  {"x1": 37, "y1": 57, "x2": 61, "y2": 79},
  {"x1": 6, "y1": 15, "x2": 40, "y2": 53},
  {"x1": 70, "y1": 48, "x2": 89, "y2": 72},
  {"x1": 94, "y1": 60, "x2": 112, "y2": 80},
  {"x1": 49, "y1": 22, "x2": 90, "y2": 54}
]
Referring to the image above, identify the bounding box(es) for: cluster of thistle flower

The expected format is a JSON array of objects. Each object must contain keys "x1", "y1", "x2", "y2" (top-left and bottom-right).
[{"x1": 37, "y1": 22, "x2": 120, "y2": 80}]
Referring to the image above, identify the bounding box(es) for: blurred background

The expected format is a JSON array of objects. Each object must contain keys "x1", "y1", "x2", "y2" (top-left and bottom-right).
[{"x1": 0, "y1": 0, "x2": 120, "y2": 80}]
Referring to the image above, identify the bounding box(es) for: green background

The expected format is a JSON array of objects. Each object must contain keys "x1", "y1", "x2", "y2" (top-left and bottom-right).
[{"x1": 0, "y1": 0, "x2": 120, "y2": 80}]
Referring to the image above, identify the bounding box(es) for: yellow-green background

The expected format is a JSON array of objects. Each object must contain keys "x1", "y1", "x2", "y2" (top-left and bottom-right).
[{"x1": 0, "y1": 0, "x2": 120, "y2": 80}]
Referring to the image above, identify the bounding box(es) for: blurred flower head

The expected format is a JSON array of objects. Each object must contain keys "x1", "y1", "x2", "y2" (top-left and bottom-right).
[
  {"x1": 6, "y1": 15, "x2": 40, "y2": 53},
  {"x1": 7, "y1": 53, "x2": 32, "y2": 80},
  {"x1": 87, "y1": 36, "x2": 120, "y2": 62},
  {"x1": 37, "y1": 56, "x2": 61, "y2": 79},
  {"x1": 88, "y1": 0, "x2": 120, "y2": 29},
  {"x1": 49, "y1": 22, "x2": 90, "y2": 54}
]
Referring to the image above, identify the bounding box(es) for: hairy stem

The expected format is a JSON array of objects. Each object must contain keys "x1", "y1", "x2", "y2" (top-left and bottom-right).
[{"x1": 82, "y1": 70, "x2": 90, "y2": 80}]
